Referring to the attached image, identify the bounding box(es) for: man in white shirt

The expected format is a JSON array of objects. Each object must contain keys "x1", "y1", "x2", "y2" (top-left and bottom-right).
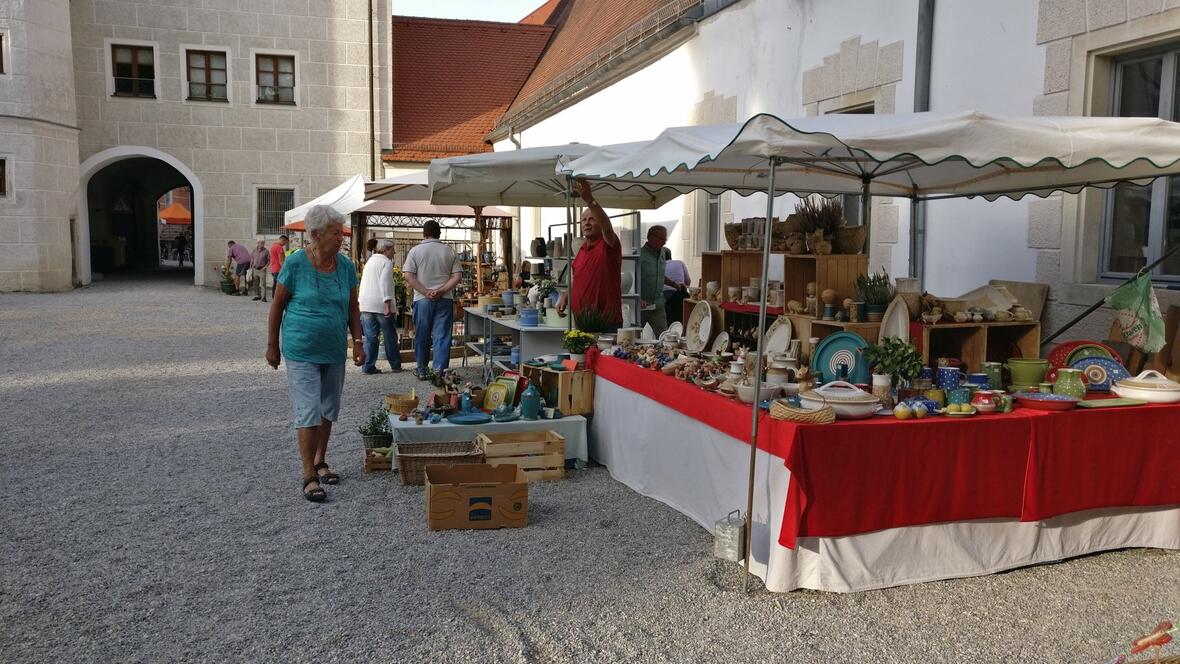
[
  {"x1": 403, "y1": 221, "x2": 463, "y2": 380},
  {"x1": 358, "y1": 239, "x2": 402, "y2": 374},
  {"x1": 663, "y1": 247, "x2": 691, "y2": 325}
]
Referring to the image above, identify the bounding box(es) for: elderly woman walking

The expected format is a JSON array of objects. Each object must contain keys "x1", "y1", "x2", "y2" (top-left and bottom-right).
[{"x1": 266, "y1": 205, "x2": 364, "y2": 502}]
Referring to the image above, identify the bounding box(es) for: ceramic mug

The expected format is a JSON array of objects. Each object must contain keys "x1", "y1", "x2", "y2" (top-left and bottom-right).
[
  {"x1": 981, "y1": 361, "x2": 1003, "y2": 390},
  {"x1": 937, "y1": 366, "x2": 964, "y2": 390},
  {"x1": 965, "y1": 372, "x2": 990, "y2": 388},
  {"x1": 947, "y1": 387, "x2": 971, "y2": 406}
]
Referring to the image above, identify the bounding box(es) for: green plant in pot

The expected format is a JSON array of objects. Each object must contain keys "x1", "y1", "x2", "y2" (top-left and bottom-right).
[
  {"x1": 864, "y1": 336, "x2": 924, "y2": 389},
  {"x1": 573, "y1": 305, "x2": 614, "y2": 334},
  {"x1": 856, "y1": 269, "x2": 895, "y2": 321},
  {"x1": 358, "y1": 406, "x2": 393, "y2": 448},
  {"x1": 562, "y1": 329, "x2": 597, "y2": 361}
]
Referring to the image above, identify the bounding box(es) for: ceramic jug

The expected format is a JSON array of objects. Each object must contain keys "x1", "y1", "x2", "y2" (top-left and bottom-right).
[
  {"x1": 519, "y1": 381, "x2": 542, "y2": 420},
  {"x1": 1053, "y1": 368, "x2": 1086, "y2": 400}
]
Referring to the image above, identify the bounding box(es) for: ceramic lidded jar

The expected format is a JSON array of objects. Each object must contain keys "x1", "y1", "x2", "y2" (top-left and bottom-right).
[{"x1": 1053, "y1": 368, "x2": 1086, "y2": 400}]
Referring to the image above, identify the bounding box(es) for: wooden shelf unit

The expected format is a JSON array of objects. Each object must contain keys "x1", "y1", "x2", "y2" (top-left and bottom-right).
[
  {"x1": 789, "y1": 314, "x2": 881, "y2": 357},
  {"x1": 914, "y1": 321, "x2": 1041, "y2": 372},
  {"x1": 698, "y1": 250, "x2": 867, "y2": 311}
]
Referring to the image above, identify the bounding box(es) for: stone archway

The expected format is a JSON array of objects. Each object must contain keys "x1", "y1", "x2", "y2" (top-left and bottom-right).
[{"x1": 77, "y1": 147, "x2": 205, "y2": 286}]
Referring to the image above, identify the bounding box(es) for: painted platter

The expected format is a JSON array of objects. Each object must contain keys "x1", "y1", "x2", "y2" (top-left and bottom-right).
[
  {"x1": 878, "y1": 295, "x2": 910, "y2": 343},
  {"x1": 1069, "y1": 356, "x2": 1130, "y2": 392},
  {"x1": 810, "y1": 331, "x2": 870, "y2": 385},
  {"x1": 685, "y1": 300, "x2": 714, "y2": 352},
  {"x1": 1013, "y1": 391, "x2": 1079, "y2": 411},
  {"x1": 667, "y1": 321, "x2": 684, "y2": 338},
  {"x1": 711, "y1": 331, "x2": 730, "y2": 354},
  {"x1": 1046, "y1": 340, "x2": 1091, "y2": 368},
  {"x1": 447, "y1": 412, "x2": 493, "y2": 424},
  {"x1": 1065, "y1": 342, "x2": 1118, "y2": 366},
  {"x1": 762, "y1": 316, "x2": 793, "y2": 356}
]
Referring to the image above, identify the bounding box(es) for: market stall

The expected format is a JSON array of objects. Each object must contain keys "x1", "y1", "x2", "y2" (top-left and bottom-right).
[{"x1": 563, "y1": 110, "x2": 1180, "y2": 591}]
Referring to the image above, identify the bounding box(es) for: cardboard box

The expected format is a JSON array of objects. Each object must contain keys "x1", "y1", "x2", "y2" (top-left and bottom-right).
[{"x1": 425, "y1": 463, "x2": 528, "y2": 531}]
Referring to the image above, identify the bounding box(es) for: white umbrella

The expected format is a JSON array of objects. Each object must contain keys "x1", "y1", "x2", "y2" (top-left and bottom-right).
[
  {"x1": 563, "y1": 110, "x2": 1180, "y2": 591},
  {"x1": 283, "y1": 174, "x2": 366, "y2": 225},
  {"x1": 364, "y1": 170, "x2": 430, "y2": 201},
  {"x1": 428, "y1": 143, "x2": 679, "y2": 209}
]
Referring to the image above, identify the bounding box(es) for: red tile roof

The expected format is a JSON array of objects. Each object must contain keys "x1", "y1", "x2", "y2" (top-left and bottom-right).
[
  {"x1": 386, "y1": 16, "x2": 553, "y2": 163},
  {"x1": 519, "y1": 0, "x2": 563, "y2": 25},
  {"x1": 502, "y1": 0, "x2": 670, "y2": 123}
]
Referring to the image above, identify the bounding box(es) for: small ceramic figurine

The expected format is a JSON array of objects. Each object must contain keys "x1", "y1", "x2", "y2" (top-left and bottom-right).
[
  {"x1": 821, "y1": 288, "x2": 838, "y2": 305},
  {"x1": 787, "y1": 299, "x2": 806, "y2": 314}
]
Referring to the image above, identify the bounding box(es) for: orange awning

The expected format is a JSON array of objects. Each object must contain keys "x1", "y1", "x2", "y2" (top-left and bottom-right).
[
  {"x1": 282, "y1": 220, "x2": 352, "y2": 236},
  {"x1": 158, "y1": 201, "x2": 192, "y2": 225}
]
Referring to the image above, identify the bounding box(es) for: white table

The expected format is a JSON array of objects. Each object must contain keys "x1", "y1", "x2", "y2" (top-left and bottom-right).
[
  {"x1": 590, "y1": 376, "x2": 1180, "y2": 593},
  {"x1": 388, "y1": 413, "x2": 588, "y2": 464}
]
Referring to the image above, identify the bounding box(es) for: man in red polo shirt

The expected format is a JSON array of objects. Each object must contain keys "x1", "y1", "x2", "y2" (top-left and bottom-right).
[
  {"x1": 557, "y1": 180, "x2": 622, "y2": 329},
  {"x1": 268, "y1": 234, "x2": 288, "y2": 299}
]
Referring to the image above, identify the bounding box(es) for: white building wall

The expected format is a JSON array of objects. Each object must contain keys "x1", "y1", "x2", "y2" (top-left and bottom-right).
[
  {"x1": 67, "y1": 0, "x2": 391, "y2": 287},
  {"x1": 0, "y1": 0, "x2": 80, "y2": 292}
]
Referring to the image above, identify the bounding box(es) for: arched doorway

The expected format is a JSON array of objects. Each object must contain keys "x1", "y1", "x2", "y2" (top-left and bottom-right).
[{"x1": 76, "y1": 147, "x2": 205, "y2": 286}]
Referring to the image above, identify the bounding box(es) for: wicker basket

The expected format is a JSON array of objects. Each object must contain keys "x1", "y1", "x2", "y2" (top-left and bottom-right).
[
  {"x1": 770, "y1": 398, "x2": 836, "y2": 424},
  {"x1": 385, "y1": 389, "x2": 419, "y2": 414},
  {"x1": 394, "y1": 441, "x2": 484, "y2": 486}
]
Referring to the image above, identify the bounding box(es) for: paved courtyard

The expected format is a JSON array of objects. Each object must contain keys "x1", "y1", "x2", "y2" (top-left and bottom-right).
[{"x1": 1, "y1": 272, "x2": 1177, "y2": 663}]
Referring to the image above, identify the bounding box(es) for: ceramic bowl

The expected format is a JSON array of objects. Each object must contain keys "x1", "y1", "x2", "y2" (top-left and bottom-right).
[{"x1": 736, "y1": 383, "x2": 781, "y2": 403}]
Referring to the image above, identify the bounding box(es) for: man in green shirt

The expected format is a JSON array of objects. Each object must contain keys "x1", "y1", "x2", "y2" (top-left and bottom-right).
[{"x1": 639, "y1": 224, "x2": 674, "y2": 336}]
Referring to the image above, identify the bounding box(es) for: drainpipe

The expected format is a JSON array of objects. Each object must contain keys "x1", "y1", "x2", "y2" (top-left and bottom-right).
[
  {"x1": 507, "y1": 125, "x2": 521, "y2": 150},
  {"x1": 910, "y1": 0, "x2": 935, "y2": 287},
  {"x1": 367, "y1": 0, "x2": 376, "y2": 181}
]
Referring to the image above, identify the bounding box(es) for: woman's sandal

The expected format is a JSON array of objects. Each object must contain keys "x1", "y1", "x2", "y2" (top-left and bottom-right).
[
  {"x1": 302, "y1": 476, "x2": 327, "y2": 502},
  {"x1": 314, "y1": 462, "x2": 340, "y2": 485}
]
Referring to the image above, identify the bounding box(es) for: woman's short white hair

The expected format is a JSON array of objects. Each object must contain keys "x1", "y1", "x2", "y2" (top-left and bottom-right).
[
  {"x1": 305, "y1": 205, "x2": 345, "y2": 235},
  {"x1": 377, "y1": 239, "x2": 395, "y2": 251}
]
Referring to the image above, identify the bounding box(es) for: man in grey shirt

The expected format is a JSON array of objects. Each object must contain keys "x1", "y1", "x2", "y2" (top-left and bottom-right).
[{"x1": 403, "y1": 220, "x2": 463, "y2": 380}]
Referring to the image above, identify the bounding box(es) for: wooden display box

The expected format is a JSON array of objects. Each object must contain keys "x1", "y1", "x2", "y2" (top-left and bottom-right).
[
  {"x1": 781, "y1": 253, "x2": 867, "y2": 309},
  {"x1": 519, "y1": 366, "x2": 594, "y2": 416},
  {"x1": 476, "y1": 431, "x2": 566, "y2": 481},
  {"x1": 362, "y1": 448, "x2": 393, "y2": 473},
  {"x1": 912, "y1": 321, "x2": 1039, "y2": 372},
  {"x1": 700, "y1": 251, "x2": 722, "y2": 292}
]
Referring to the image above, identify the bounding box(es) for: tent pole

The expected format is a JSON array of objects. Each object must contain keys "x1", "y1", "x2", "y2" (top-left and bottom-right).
[
  {"x1": 860, "y1": 176, "x2": 872, "y2": 255},
  {"x1": 565, "y1": 176, "x2": 574, "y2": 332},
  {"x1": 743, "y1": 157, "x2": 779, "y2": 593}
]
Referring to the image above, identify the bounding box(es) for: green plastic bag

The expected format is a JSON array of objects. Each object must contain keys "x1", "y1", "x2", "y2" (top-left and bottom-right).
[{"x1": 1105, "y1": 274, "x2": 1166, "y2": 353}]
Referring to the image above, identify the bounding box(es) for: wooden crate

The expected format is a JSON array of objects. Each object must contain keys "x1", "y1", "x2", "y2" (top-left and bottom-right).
[
  {"x1": 699, "y1": 251, "x2": 722, "y2": 292},
  {"x1": 982, "y1": 322, "x2": 1041, "y2": 364},
  {"x1": 476, "y1": 431, "x2": 566, "y2": 481},
  {"x1": 915, "y1": 323, "x2": 987, "y2": 372},
  {"x1": 719, "y1": 250, "x2": 766, "y2": 299},
  {"x1": 781, "y1": 253, "x2": 868, "y2": 309},
  {"x1": 537, "y1": 367, "x2": 594, "y2": 415},
  {"x1": 362, "y1": 447, "x2": 393, "y2": 473}
]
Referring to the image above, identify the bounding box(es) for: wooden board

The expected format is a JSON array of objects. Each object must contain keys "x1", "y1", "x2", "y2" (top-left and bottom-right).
[{"x1": 989, "y1": 279, "x2": 1050, "y2": 322}]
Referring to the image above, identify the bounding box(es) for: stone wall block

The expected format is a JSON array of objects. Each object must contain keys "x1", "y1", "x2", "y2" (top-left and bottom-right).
[
  {"x1": 1028, "y1": 195, "x2": 1064, "y2": 248},
  {"x1": 258, "y1": 15, "x2": 291, "y2": 39},
  {"x1": 137, "y1": 4, "x2": 187, "y2": 30},
  {"x1": 1036, "y1": 249, "x2": 1062, "y2": 285},
  {"x1": 1043, "y1": 39, "x2": 1072, "y2": 94},
  {"x1": 868, "y1": 243, "x2": 893, "y2": 275},
  {"x1": 839, "y1": 37, "x2": 860, "y2": 96},
  {"x1": 187, "y1": 8, "x2": 220, "y2": 32},
  {"x1": 855, "y1": 41, "x2": 878, "y2": 91},
  {"x1": 875, "y1": 41, "x2": 903, "y2": 86},
  {"x1": 1128, "y1": 0, "x2": 1163, "y2": 18},
  {"x1": 1037, "y1": 0, "x2": 1087, "y2": 43},
  {"x1": 1033, "y1": 91, "x2": 1068, "y2": 115},
  {"x1": 118, "y1": 121, "x2": 158, "y2": 145},
  {"x1": 821, "y1": 55, "x2": 840, "y2": 101},
  {"x1": 218, "y1": 10, "x2": 259, "y2": 35},
  {"x1": 289, "y1": 15, "x2": 327, "y2": 40},
  {"x1": 873, "y1": 204, "x2": 900, "y2": 243},
  {"x1": 93, "y1": 0, "x2": 138, "y2": 27},
  {"x1": 158, "y1": 124, "x2": 208, "y2": 149},
  {"x1": 241, "y1": 127, "x2": 277, "y2": 151},
  {"x1": 877, "y1": 84, "x2": 896, "y2": 113},
  {"x1": 801, "y1": 67, "x2": 821, "y2": 105},
  {"x1": 207, "y1": 127, "x2": 243, "y2": 150},
  {"x1": 1087, "y1": 0, "x2": 1128, "y2": 29}
]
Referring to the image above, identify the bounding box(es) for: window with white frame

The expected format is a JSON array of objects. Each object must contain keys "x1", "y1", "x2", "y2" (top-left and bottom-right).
[
  {"x1": 0, "y1": 32, "x2": 7, "y2": 75},
  {"x1": 255, "y1": 53, "x2": 296, "y2": 105},
  {"x1": 1102, "y1": 46, "x2": 1180, "y2": 279},
  {"x1": 111, "y1": 43, "x2": 156, "y2": 98},
  {"x1": 705, "y1": 193, "x2": 720, "y2": 251},
  {"x1": 257, "y1": 188, "x2": 294, "y2": 234},
  {"x1": 185, "y1": 49, "x2": 229, "y2": 102}
]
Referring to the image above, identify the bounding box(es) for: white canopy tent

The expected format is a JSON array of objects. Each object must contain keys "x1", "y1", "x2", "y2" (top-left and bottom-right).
[
  {"x1": 283, "y1": 174, "x2": 366, "y2": 226},
  {"x1": 364, "y1": 170, "x2": 430, "y2": 201},
  {"x1": 561, "y1": 110, "x2": 1180, "y2": 590},
  {"x1": 428, "y1": 143, "x2": 680, "y2": 209}
]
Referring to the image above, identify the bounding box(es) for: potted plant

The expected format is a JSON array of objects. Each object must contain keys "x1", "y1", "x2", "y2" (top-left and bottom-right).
[
  {"x1": 864, "y1": 336, "x2": 923, "y2": 391},
  {"x1": 358, "y1": 407, "x2": 392, "y2": 448},
  {"x1": 573, "y1": 305, "x2": 613, "y2": 334},
  {"x1": 855, "y1": 269, "x2": 895, "y2": 321},
  {"x1": 562, "y1": 329, "x2": 597, "y2": 364}
]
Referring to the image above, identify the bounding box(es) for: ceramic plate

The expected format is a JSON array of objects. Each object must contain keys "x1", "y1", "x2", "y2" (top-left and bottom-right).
[
  {"x1": 810, "y1": 331, "x2": 870, "y2": 385},
  {"x1": 1013, "y1": 391, "x2": 1079, "y2": 411},
  {"x1": 878, "y1": 295, "x2": 910, "y2": 343},
  {"x1": 447, "y1": 412, "x2": 493, "y2": 424},
  {"x1": 1065, "y1": 342, "x2": 1116, "y2": 366},
  {"x1": 938, "y1": 406, "x2": 978, "y2": 417},
  {"x1": 763, "y1": 316, "x2": 793, "y2": 356},
  {"x1": 667, "y1": 321, "x2": 683, "y2": 338},
  {"x1": 1069, "y1": 356, "x2": 1130, "y2": 392},
  {"x1": 483, "y1": 383, "x2": 508, "y2": 411},
  {"x1": 712, "y1": 331, "x2": 730, "y2": 354},
  {"x1": 686, "y1": 300, "x2": 713, "y2": 352}
]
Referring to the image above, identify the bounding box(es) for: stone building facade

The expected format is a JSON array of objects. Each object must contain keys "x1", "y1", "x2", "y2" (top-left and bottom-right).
[{"x1": 0, "y1": 0, "x2": 391, "y2": 290}]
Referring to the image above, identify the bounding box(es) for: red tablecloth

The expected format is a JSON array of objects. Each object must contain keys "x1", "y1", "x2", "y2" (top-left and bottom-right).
[{"x1": 594, "y1": 356, "x2": 1180, "y2": 549}]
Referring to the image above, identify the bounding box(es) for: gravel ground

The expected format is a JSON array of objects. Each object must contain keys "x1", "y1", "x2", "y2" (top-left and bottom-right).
[{"x1": 1, "y1": 271, "x2": 1177, "y2": 663}]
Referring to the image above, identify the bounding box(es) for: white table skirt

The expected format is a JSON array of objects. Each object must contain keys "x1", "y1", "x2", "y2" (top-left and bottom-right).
[
  {"x1": 390, "y1": 414, "x2": 588, "y2": 463},
  {"x1": 590, "y1": 377, "x2": 1180, "y2": 593}
]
